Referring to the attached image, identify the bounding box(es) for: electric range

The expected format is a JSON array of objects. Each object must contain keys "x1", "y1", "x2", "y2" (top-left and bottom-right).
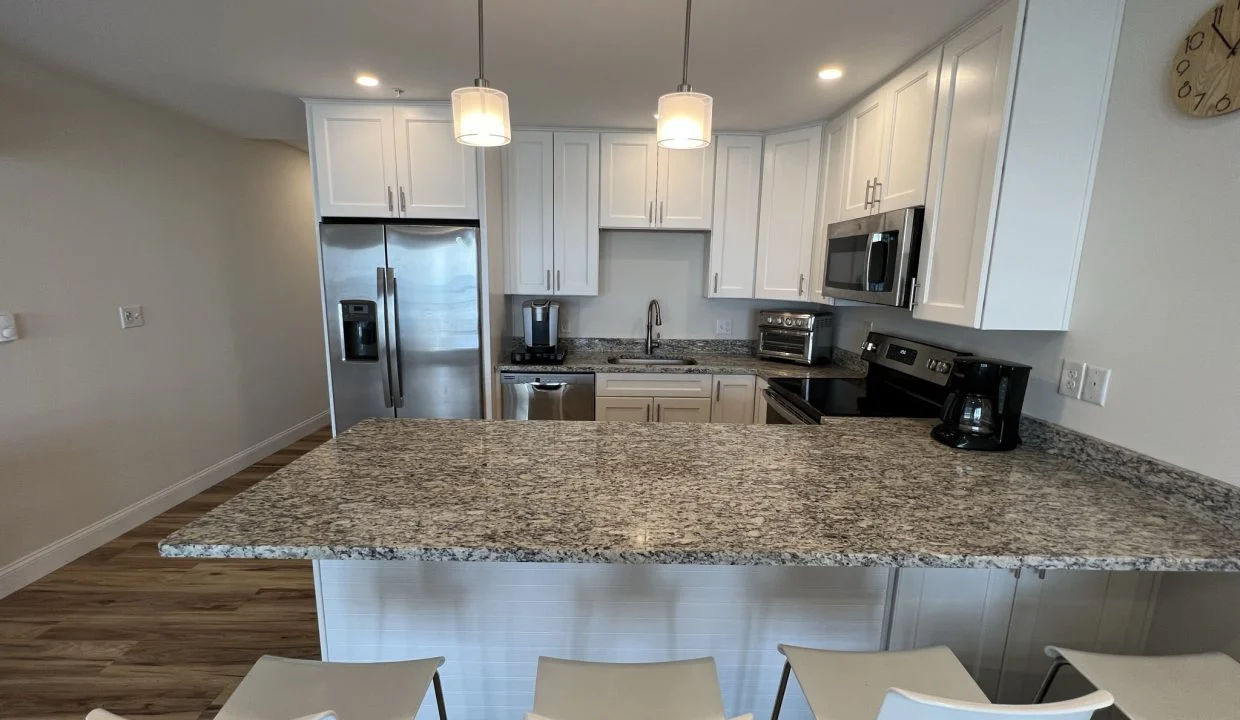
[{"x1": 763, "y1": 332, "x2": 966, "y2": 424}]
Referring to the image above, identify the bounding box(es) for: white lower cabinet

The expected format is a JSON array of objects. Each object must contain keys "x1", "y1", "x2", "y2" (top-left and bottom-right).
[
  {"x1": 753, "y1": 377, "x2": 769, "y2": 425},
  {"x1": 654, "y1": 397, "x2": 713, "y2": 423},
  {"x1": 595, "y1": 396, "x2": 654, "y2": 422},
  {"x1": 711, "y1": 375, "x2": 756, "y2": 424}
]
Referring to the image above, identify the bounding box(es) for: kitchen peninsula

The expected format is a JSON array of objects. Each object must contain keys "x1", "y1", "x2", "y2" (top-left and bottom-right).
[{"x1": 161, "y1": 418, "x2": 1240, "y2": 718}]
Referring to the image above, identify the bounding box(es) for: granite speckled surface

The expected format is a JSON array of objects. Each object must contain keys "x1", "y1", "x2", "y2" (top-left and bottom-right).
[{"x1": 160, "y1": 418, "x2": 1240, "y2": 571}]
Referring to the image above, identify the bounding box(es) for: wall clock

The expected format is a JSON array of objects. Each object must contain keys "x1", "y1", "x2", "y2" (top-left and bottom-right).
[{"x1": 1171, "y1": 2, "x2": 1240, "y2": 116}]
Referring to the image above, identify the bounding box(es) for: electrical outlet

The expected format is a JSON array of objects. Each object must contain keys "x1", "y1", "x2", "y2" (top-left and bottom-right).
[
  {"x1": 1058, "y1": 359, "x2": 1086, "y2": 399},
  {"x1": 558, "y1": 320, "x2": 570, "y2": 336},
  {"x1": 0, "y1": 312, "x2": 17, "y2": 343},
  {"x1": 715, "y1": 319, "x2": 733, "y2": 336},
  {"x1": 119, "y1": 305, "x2": 145, "y2": 329},
  {"x1": 1082, "y1": 366, "x2": 1111, "y2": 406}
]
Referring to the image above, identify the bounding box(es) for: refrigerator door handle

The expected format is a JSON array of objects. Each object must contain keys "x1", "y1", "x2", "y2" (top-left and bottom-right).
[
  {"x1": 387, "y1": 267, "x2": 405, "y2": 408},
  {"x1": 376, "y1": 267, "x2": 394, "y2": 408}
]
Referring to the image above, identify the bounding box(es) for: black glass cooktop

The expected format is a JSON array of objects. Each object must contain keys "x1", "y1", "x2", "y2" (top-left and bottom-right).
[{"x1": 768, "y1": 368, "x2": 947, "y2": 421}]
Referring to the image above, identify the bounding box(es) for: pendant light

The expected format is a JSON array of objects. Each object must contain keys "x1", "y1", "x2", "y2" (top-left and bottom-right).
[
  {"x1": 452, "y1": 0, "x2": 511, "y2": 147},
  {"x1": 657, "y1": 0, "x2": 713, "y2": 150}
]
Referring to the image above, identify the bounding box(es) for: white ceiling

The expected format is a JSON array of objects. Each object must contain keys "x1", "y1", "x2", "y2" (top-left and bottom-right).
[{"x1": 0, "y1": 0, "x2": 992, "y2": 144}]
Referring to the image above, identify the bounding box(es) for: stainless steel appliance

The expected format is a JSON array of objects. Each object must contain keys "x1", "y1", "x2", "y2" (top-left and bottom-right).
[
  {"x1": 757, "y1": 310, "x2": 833, "y2": 365},
  {"x1": 764, "y1": 332, "x2": 964, "y2": 424},
  {"x1": 501, "y1": 373, "x2": 595, "y2": 420},
  {"x1": 823, "y1": 207, "x2": 923, "y2": 307},
  {"x1": 321, "y1": 222, "x2": 483, "y2": 432},
  {"x1": 511, "y1": 299, "x2": 566, "y2": 365},
  {"x1": 933, "y1": 357, "x2": 1031, "y2": 451}
]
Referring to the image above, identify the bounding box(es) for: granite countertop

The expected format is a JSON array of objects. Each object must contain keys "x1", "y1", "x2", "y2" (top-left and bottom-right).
[
  {"x1": 160, "y1": 418, "x2": 1240, "y2": 571},
  {"x1": 497, "y1": 350, "x2": 866, "y2": 380}
]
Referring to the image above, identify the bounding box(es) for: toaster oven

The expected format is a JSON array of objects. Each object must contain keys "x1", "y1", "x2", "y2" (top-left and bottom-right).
[{"x1": 756, "y1": 311, "x2": 833, "y2": 365}]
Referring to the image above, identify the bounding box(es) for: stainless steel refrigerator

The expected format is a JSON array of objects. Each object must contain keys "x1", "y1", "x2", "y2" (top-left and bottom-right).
[{"x1": 320, "y1": 223, "x2": 482, "y2": 433}]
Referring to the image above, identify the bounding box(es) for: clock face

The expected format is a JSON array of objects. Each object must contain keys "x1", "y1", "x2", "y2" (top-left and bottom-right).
[{"x1": 1171, "y1": 2, "x2": 1240, "y2": 116}]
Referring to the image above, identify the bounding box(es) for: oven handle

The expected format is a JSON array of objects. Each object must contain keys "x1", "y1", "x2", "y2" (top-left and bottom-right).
[{"x1": 764, "y1": 389, "x2": 817, "y2": 425}]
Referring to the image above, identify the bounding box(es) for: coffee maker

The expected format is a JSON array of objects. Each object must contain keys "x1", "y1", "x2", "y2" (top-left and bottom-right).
[
  {"x1": 932, "y1": 357, "x2": 1031, "y2": 451},
  {"x1": 511, "y1": 299, "x2": 566, "y2": 364}
]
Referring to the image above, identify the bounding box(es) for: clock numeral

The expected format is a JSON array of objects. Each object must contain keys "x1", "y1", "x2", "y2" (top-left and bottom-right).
[
  {"x1": 1177, "y1": 58, "x2": 1191, "y2": 76},
  {"x1": 1217, "y1": 94, "x2": 1233, "y2": 113},
  {"x1": 1195, "y1": 92, "x2": 1208, "y2": 111},
  {"x1": 1186, "y1": 30, "x2": 1206, "y2": 52},
  {"x1": 1178, "y1": 80, "x2": 1194, "y2": 98}
]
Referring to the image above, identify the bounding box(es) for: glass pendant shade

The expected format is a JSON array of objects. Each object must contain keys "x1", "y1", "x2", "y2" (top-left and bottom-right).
[
  {"x1": 451, "y1": 85, "x2": 511, "y2": 147},
  {"x1": 657, "y1": 91, "x2": 713, "y2": 149}
]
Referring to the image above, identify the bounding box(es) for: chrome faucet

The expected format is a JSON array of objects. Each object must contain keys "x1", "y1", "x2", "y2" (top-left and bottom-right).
[{"x1": 645, "y1": 299, "x2": 662, "y2": 355}]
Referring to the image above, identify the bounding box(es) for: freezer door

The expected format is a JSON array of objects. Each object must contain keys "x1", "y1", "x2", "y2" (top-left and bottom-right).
[
  {"x1": 385, "y1": 225, "x2": 483, "y2": 419},
  {"x1": 321, "y1": 224, "x2": 396, "y2": 432}
]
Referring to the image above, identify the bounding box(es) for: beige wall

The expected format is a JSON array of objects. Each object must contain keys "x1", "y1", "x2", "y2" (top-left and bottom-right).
[
  {"x1": 834, "y1": 0, "x2": 1240, "y2": 485},
  {"x1": 0, "y1": 44, "x2": 327, "y2": 578}
]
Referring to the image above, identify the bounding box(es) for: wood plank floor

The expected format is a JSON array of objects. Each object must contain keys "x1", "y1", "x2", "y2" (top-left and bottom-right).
[{"x1": 0, "y1": 428, "x2": 332, "y2": 720}]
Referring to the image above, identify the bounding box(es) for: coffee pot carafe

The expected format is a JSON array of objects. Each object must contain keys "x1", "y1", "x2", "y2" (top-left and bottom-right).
[{"x1": 932, "y1": 357, "x2": 1031, "y2": 451}]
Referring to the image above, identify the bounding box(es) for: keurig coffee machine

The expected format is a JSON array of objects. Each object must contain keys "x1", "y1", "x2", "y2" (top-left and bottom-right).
[
  {"x1": 932, "y1": 357, "x2": 1031, "y2": 451},
  {"x1": 510, "y1": 299, "x2": 566, "y2": 365}
]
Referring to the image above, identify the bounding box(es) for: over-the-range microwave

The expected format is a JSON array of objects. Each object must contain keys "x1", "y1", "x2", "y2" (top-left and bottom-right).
[{"x1": 822, "y1": 206, "x2": 923, "y2": 308}]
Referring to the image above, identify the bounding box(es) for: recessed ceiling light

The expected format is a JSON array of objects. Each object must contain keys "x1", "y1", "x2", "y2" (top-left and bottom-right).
[
  {"x1": 817, "y1": 67, "x2": 844, "y2": 81},
  {"x1": 355, "y1": 73, "x2": 380, "y2": 87}
]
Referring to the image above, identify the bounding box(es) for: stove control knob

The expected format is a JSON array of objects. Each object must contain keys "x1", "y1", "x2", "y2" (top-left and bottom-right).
[{"x1": 861, "y1": 341, "x2": 878, "y2": 353}]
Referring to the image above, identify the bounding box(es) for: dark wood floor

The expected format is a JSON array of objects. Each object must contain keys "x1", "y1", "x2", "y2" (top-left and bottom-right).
[{"x1": 0, "y1": 428, "x2": 332, "y2": 720}]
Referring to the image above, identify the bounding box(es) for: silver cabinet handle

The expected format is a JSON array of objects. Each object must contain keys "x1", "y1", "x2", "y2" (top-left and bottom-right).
[
  {"x1": 546, "y1": 269, "x2": 551, "y2": 291},
  {"x1": 648, "y1": 200, "x2": 654, "y2": 224},
  {"x1": 658, "y1": 201, "x2": 664, "y2": 225},
  {"x1": 387, "y1": 267, "x2": 404, "y2": 408},
  {"x1": 713, "y1": 273, "x2": 719, "y2": 294},
  {"x1": 376, "y1": 267, "x2": 393, "y2": 408},
  {"x1": 556, "y1": 269, "x2": 561, "y2": 291},
  {"x1": 387, "y1": 186, "x2": 394, "y2": 213},
  {"x1": 646, "y1": 404, "x2": 651, "y2": 422},
  {"x1": 399, "y1": 187, "x2": 407, "y2": 213},
  {"x1": 864, "y1": 179, "x2": 873, "y2": 209},
  {"x1": 657, "y1": 403, "x2": 662, "y2": 422},
  {"x1": 872, "y1": 178, "x2": 882, "y2": 208},
  {"x1": 715, "y1": 381, "x2": 721, "y2": 402},
  {"x1": 798, "y1": 274, "x2": 806, "y2": 296}
]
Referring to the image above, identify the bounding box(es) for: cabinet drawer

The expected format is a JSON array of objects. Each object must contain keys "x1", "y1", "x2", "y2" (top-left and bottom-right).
[{"x1": 595, "y1": 373, "x2": 714, "y2": 398}]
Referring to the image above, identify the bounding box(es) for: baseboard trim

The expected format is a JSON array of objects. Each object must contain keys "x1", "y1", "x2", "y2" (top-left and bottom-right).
[{"x1": 0, "y1": 410, "x2": 329, "y2": 599}]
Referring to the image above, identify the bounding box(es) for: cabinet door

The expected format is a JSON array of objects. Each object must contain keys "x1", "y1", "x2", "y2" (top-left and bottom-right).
[
  {"x1": 707, "y1": 135, "x2": 763, "y2": 298},
  {"x1": 657, "y1": 145, "x2": 714, "y2": 229},
  {"x1": 710, "y1": 375, "x2": 756, "y2": 424},
  {"x1": 838, "y1": 90, "x2": 888, "y2": 221},
  {"x1": 503, "y1": 131, "x2": 554, "y2": 295},
  {"x1": 755, "y1": 126, "x2": 822, "y2": 301},
  {"x1": 392, "y1": 106, "x2": 479, "y2": 219},
  {"x1": 595, "y1": 396, "x2": 652, "y2": 422},
  {"x1": 914, "y1": 0, "x2": 1019, "y2": 328},
  {"x1": 654, "y1": 397, "x2": 713, "y2": 423},
  {"x1": 599, "y1": 133, "x2": 658, "y2": 228},
  {"x1": 553, "y1": 132, "x2": 600, "y2": 296},
  {"x1": 809, "y1": 116, "x2": 848, "y2": 304},
  {"x1": 878, "y1": 48, "x2": 942, "y2": 211},
  {"x1": 753, "y1": 377, "x2": 769, "y2": 425},
  {"x1": 309, "y1": 104, "x2": 398, "y2": 218}
]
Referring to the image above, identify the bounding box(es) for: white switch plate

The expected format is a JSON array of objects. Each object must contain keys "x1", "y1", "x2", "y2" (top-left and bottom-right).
[
  {"x1": 1058, "y1": 359, "x2": 1086, "y2": 399},
  {"x1": 1083, "y1": 366, "x2": 1111, "y2": 406},
  {"x1": 119, "y1": 305, "x2": 145, "y2": 329},
  {"x1": 715, "y1": 319, "x2": 733, "y2": 336},
  {"x1": 0, "y1": 312, "x2": 16, "y2": 343}
]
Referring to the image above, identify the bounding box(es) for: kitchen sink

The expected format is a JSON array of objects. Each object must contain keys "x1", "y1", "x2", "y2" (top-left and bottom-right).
[{"x1": 607, "y1": 356, "x2": 698, "y2": 366}]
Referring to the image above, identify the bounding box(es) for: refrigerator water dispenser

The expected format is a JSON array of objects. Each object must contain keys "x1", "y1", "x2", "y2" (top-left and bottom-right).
[{"x1": 339, "y1": 300, "x2": 378, "y2": 362}]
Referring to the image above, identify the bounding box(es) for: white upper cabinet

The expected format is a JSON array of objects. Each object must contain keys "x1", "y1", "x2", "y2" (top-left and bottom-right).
[
  {"x1": 915, "y1": 0, "x2": 1122, "y2": 330},
  {"x1": 392, "y1": 106, "x2": 478, "y2": 219},
  {"x1": 503, "y1": 131, "x2": 554, "y2": 295},
  {"x1": 503, "y1": 130, "x2": 599, "y2": 296},
  {"x1": 306, "y1": 102, "x2": 479, "y2": 220},
  {"x1": 552, "y1": 132, "x2": 600, "y2": 296},
  {"x1": 879, "y1": 48, "x2": 942, "y2": 211},
  {"x1": 309, "y1": 104, "x2": 399, "y2": 218},
  {"x1": 600, "y1": 133, "x2": 659, "y2": 228},
  {"x1": 755, "y1": 125, "x2": 822, "y2": 301},
  {"x1": 839, "y1": 90, "x2": 888, "y2": 222},
  {"x1": 707, "y1": 135, "x2": 763, "y2": 299},
  {"x1": 600, "y1": 133, "x2": 714, "y2": 230},
  {"x1": 809, "y1": 116, "x2": 848, "y2": 304}
]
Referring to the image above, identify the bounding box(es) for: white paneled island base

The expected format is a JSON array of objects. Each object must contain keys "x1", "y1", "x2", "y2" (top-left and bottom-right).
[{"x1": 313, "y1": 560, "x2": 1155, "y2": 720}]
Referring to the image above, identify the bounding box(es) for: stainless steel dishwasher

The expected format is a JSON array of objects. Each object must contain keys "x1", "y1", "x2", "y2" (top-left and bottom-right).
[{"x1": 500, "y1": 373, "x2": 596, "y2": 420}]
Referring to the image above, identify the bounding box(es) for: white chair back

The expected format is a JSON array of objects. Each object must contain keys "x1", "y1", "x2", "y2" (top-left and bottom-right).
[
  {"x1": 528, "y1": 656, "x2": 728, "y2": 720},
  {"x1": 876, "y1": 688, "x2": 1114, "y2": 720}
]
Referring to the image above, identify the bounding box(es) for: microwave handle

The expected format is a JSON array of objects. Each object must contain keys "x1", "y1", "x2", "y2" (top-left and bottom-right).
[{"x1": 863, "y1": 235, "x2": 875, "y2": 291}]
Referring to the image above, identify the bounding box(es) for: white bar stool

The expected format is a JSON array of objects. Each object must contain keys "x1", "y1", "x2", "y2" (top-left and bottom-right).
[
  {"x1": 87, "y1": 654, "x2": 447, "y2": 720},
  {"x1": 1034, "y1": 645, "x2": 1240, "y2": 719},
  {"x1": 770, "y1": 645, "x2": 1112, "y2": 720},
  {"x1": 525, "y1": 656, "x2": 753, "y2": 720}
]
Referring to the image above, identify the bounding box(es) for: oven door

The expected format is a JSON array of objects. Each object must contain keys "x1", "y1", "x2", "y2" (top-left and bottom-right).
[
  {"x1": 757, "y1": 329, "x2": 811, "y2": 363},
  {"x1": 823, "y1": 208, "x2": 920, "y2": 307},
  {"x1": 764, "y1": 390, "x2": 818, "y2": 424}
]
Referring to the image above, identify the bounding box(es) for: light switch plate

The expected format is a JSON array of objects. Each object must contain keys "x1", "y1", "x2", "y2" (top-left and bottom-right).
[
  {"x1": 0, "y1": 312, "x2": 16, "y2": 343},
  {"x1": 1082, "y1": 366, "x2": 1111, "y2": 406},
  {"x1": 1058, "y1": 359, "x2": 1086, "y2": 399},
  {"x1": 715, "y1": 319, "x2": 733, "y2": 336},
  {"x1": 119, "y1": 305, "x2": 145, "y2": 329}
]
